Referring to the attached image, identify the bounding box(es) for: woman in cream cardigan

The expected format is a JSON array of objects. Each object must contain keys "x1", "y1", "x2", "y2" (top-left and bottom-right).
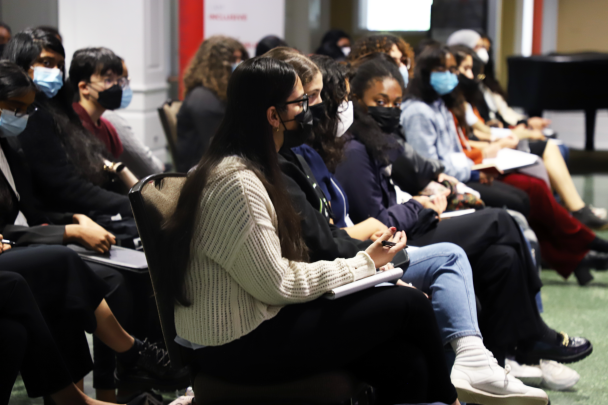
[{"x1": 164, "y1": 57, "x2": 459, "y2": 405}]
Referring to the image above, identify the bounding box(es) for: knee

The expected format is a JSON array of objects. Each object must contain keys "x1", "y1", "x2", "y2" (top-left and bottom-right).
[
  {"x1": 0, "y1": 272, "x2": 29, "y2": 296},
  {"x1": 434, "y1": 242, "x2": 468, "y2": 263}
]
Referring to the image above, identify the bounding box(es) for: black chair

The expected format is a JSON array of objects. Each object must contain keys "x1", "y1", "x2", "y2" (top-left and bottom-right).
[{"x1": 129, "y1": 173, "x2": 371, "y2": 405}]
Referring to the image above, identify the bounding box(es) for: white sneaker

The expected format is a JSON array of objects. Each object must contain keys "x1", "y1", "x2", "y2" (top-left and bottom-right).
[
  {"x1": 168, "y1": 396, "x2": 193, "y2": 405},
  {"x1": 451, "y1": 349, "x2": 549, "y2": 405},
  {"x1": 506, "y1": 358, "x2": 543, "y2": 387},
  {"x1": 540, "y1": 359, "x2": 580, "y2": 391}
]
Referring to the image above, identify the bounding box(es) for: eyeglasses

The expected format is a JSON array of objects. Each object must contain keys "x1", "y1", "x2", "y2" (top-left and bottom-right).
[
  {"x1": 280, "y1": 94, "x2": 309, "y2": 113},
  {"x1": 118, "y1": 77, "x2": 130, "y2": 89},
  {"x1": 90, "y1": 76, "x2": 130, "y2": 90},
  {"x1": 2, "y1": 105, "x2": 38, "y2": 118}
]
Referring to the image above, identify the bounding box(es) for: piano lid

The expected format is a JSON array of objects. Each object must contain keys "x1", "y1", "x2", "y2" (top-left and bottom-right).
[{"x1": 507, "y1": 52, "x2": 608, "y2": 111}]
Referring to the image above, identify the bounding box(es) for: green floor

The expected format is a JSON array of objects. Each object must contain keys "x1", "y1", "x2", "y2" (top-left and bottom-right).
[{"x1": 8, "y1": 175, "x2": 608, "y2": 404}]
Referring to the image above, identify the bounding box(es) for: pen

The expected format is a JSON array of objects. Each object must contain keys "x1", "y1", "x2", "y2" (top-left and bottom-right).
[
  {"x1": 2, "y1": 239, "x2": 15, "y2": 245},
  {"x1": 382, "y1": 241, "x2": 411, "y2": 249}
]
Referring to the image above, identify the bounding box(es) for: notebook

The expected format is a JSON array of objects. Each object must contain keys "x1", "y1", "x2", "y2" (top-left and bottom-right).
[
  {"x1": 67, "y1": 244, "x2": 148, "y2": 273},
  {"x1": 472, "y1": 148, "x2": 539, "y2": 174},
  {"x1": 440, "y1": 209, "x2": 476, "y2": 219},
  {"x1": 324, "y1": 268, "x2": 404, "y2": 300}
]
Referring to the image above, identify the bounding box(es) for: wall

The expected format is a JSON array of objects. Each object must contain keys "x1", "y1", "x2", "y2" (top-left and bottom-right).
[
  {"x1": 0, "y1": 0, "x2": 58, "y2": 32},
  {"x1": 557, "y1": 0, "x2": 608, "y2": 53}
]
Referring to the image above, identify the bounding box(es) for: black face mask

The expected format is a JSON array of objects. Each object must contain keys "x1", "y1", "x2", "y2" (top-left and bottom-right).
[
  {"x1": 96, "y1": 84, "x2": 123, "y2": 110},
  {"x1": 458, "y1": 75, "x2": 480, "y2": 93},
  {"x1": 368, "y1": 106, "x2": 401, "y2": 134},
  {"x1": 310, "y1": 102, "x2": 326, "y2": 127},
  {"x1": 281, "y1": 107, "x2": 313, "y2": 149}
]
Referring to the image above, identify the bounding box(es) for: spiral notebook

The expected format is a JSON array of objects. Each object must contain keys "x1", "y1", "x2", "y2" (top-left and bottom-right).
[{"x1": 324, "y1": 268, "x2": 404, "y2": 300}]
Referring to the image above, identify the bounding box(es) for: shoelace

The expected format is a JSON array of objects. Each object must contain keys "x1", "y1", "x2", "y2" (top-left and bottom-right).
[
  {"x1": 141, "y1": 339, "x2": 171, "y2": 367},
  {"x1": 504, "y1": 363, "x2": 511, "y2": 388}
]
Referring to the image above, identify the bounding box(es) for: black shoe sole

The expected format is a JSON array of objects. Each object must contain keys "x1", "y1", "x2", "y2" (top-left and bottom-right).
[{"x1": 516, "y1": 342, "x2": 593, "y2": 365}]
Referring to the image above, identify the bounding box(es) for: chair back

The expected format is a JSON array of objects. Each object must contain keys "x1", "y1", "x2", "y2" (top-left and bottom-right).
[
  {"x1": 129, "y1": 173, "x2": 187, "y2": 368},
  {"x1": 158, "y1": 100, "x2": 182, "y2": 166}
]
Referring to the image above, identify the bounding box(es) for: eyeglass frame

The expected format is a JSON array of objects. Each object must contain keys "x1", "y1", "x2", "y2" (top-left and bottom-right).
[
  {"x1": 278, "y1": 94, "x2": 309, "y2": 122},
  {"x1": 1, "y1": 106, "x2": 38, "y2": 118}
]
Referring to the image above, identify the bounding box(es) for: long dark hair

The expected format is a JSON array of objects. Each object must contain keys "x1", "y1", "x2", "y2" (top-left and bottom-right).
[
  {"x1": 307, "y1": 54, "x2": 348, "y2": 172},
  {"x1": 165, "y1": 57, "x2": 309, "y2": 307},
  {"x1": 0, "y1": 61, "x2": 37, "y2": 218},
  {"x1": 349, "y1": 53, "x2": 403, "y2": 166},
  {"x1": 407, "y1": 45, "x2": 467, "y2": 131},
  {"x1": 3, "y1": 29, "x2": 110, "y2": 185}
]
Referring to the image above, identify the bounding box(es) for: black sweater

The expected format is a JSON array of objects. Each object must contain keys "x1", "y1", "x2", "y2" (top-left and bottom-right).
[
  {"x1": 176, "y1": 86, "x2": 225, "y2": 172},
  {"x1": 18, "y1": 103, "x2": 132, "y2": 219}
]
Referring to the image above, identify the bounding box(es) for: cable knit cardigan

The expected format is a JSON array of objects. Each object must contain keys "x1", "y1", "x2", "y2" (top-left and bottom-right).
[{"x1": 174, "y1": 156, "x2": 376, "y2": 346}]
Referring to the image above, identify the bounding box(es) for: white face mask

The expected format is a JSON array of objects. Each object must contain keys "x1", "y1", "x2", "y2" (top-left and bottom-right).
[
  {"x1": 336, "y1": 100, "x2": 353, "y2": 137},
  {"x1": 476, "y1": 48, "x2": 489, "y2": 64},
  {"x1": 341, "y1": 46, "x2": 351, "y2": 57}
]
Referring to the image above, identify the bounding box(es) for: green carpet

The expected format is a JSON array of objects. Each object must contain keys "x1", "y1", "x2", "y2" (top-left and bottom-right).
[{"x1": 538, "y1": 268, "x2": 608, "y2": 405}]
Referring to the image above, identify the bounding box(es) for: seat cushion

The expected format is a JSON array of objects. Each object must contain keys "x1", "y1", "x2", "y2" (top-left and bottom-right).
[{"x1": 193, "y1": 370, "x2": 367, "y2": 405}]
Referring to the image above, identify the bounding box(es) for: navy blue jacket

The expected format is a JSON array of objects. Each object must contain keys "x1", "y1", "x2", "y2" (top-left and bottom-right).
[{"x1": 335, "y1": 136, "x2": 425, "y2": 233}]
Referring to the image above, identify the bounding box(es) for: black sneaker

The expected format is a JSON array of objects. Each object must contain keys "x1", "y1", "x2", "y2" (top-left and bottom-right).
[
  {"x1": 572, "y1": 205, "x2": 608, "y2": 230},
  {"x1": 115, "y1": 339, "x2": 190, "y2": 391},
  {"x1": 515, "y1": 332, "x2": 593, "y2": 365}
]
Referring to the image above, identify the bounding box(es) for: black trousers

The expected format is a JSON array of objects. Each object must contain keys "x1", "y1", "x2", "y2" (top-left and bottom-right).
[
  {"x1": 0, "y1": 271, "x2": 80, "y2": 404},
  {"x1": 190, "y1": 287, "x2": 458, "y2": 405},
  {"x1": 89, "y1": 264, "x2": 153, "y2": 390},
  {"x1": 409, "y1": 208, "x2": 544, "y2": 364},
  {"x1": 0, "y1": 246, "x2": 109, "y2": 394},
  {"x1": 466, "y1": 180, "x2": 530, "y2": 217}
]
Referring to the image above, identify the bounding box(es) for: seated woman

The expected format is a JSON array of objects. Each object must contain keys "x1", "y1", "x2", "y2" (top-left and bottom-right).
[
  {"x1": 348, "y1": 33, "x2": 415, "y2": 88},
  {"x1": 176, "y1": 35, "x2": 248, "y2": 172},
  {"x1": 0, "y1": 241, "x2": 187, "y2": 404},
  {"x1": 166, "y1": 57, "x2": 460, "y2": 405},
  {"x1": 401, "y1": 46, "x2": 608, "y2": 285},
  {"x1": 329, "y1": 54, "x2": 591, "y2": 369},
  {"x1": 265, "y1": 49, "x2": 549, "y2": 404},
  {"x1": 0, "y1": 60, "x2": 187, "y2": 400},
  {"x1": 4, "y1": 29, "x2": 141, "y2": 248},
  {"x1": 449, "y1": 44, "x2": 608, "y2": 230}
]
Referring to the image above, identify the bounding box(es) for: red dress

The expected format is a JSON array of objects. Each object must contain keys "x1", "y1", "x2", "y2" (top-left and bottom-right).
[{"x1": 452, "y1": 111, "x2": 594, "y2": 278}]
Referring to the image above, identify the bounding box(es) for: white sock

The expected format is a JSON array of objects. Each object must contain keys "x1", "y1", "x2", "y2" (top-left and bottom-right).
[{"x1": 450, "y1": 335, "x2": 486, "y2": 357}]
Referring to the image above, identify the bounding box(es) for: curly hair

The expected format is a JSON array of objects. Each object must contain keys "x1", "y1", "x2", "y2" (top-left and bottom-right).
[
  {"x1": 183, "y1": 35, "x2": 248, "y2": 100},
  {"x1": 308, "y1": 55, "x2": 348, "y2": 172},
  {"x1": 349, "y1": 34, "x2": 415, "y2": 72}
]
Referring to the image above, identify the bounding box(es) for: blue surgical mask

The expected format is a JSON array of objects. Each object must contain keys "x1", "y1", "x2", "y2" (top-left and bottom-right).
[
  {"x1": 120, "y1": 85, "x2": 133, "y2": 109},
  {"x1": 32, "y1": 67, "x2": 64, "y2": 98},
  {"x1": 0, "y1": 109, "x2": 29, "y2": 137},
  {"x1": 231, "y1": 61, "x2": 242, "y2": 72},
  {"x1": 430, "y1": 71, "x2": 459, "y2": 95},
  {"x1": 399, "y1": 65, "x2": 409, "y2": 88}
]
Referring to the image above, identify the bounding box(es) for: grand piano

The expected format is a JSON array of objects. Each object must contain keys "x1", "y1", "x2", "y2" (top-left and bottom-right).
[{"x1": 507, "y1": 53, "x2": 608, "y2": 150}]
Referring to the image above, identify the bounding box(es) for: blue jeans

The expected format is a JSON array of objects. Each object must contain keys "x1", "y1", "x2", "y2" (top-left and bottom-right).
[{"x1": 402, "y1": 243, "x2": 482, "y2": 345}]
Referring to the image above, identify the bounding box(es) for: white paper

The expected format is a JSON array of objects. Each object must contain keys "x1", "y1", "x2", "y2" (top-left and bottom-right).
[
  {"x1": 440, "y1": 209, "x2": 476, "y2": 219},
  {"x1": 482, "y1": 148, "x2": 538, "y2": 172},
  {"x1": 324, "y1": 268, "x2": 404, "y2": 300}
]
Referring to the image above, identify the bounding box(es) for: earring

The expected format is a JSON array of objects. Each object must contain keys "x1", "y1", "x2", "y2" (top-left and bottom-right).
[{"x1": 276, "y1": 127, "x2": 279, "y2": 132}]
